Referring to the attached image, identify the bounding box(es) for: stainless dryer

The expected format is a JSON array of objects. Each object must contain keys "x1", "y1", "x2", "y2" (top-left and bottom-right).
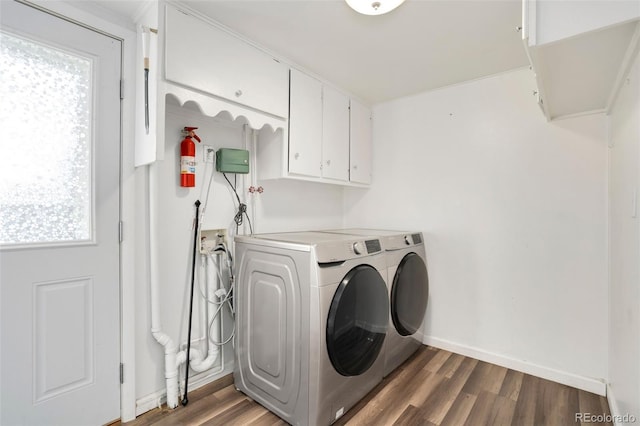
[
  {"x1": 320, "y1": 229, "x2": 429, "y2": 376},
  {"x1": 234, "y1": 231, "x2": 389, "y2": 425}
]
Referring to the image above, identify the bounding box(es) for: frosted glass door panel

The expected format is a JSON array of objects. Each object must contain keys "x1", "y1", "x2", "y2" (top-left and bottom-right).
[
  {"x1": 0, "y1": 31, "x2": 92, "y2": 246},
  {"x1": 1, "y1": 2, "x2": 121, "y2": 424}
]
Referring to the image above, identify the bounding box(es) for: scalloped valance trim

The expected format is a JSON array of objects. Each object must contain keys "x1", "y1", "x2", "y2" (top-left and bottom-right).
[{"x1": 164, "y1": 83, "x2": 286, "y2": 133}]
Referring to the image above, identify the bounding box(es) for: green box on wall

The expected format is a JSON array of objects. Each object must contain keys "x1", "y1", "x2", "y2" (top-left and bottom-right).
[{"x1": 216, "y1": 148, "x2": 249, "y2": 174}]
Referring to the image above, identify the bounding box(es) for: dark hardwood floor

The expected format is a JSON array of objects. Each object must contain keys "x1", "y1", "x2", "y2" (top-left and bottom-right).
[{"x1": 119, "y1": 346, "x2": 612, "y2": 426}]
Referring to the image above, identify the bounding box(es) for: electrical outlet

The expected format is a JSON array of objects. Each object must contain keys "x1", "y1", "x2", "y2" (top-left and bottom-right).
[{"x1": 203, "y1": 145, "x2": 215, "y2": 163}]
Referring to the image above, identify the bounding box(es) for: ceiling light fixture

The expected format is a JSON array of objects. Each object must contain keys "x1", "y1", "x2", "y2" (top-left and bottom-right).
[{"x1": 345, "y1": 0, "x2": 406, "y2": 16}]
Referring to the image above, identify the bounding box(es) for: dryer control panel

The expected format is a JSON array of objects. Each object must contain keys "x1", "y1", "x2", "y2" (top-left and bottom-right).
[{"x1": 387, "y1": 232, "x2": 425, "y2": 251}]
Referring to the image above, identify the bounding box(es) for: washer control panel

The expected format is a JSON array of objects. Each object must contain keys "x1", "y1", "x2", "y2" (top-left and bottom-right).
[
  {"x1": 316, "y1": 237, "x2": 383, "y2": 263},
  {"x1": 365, "y1": 239, "x2": 382, "y2": 254},
  {"x1": 351, "y1": 239, "x2": 381, "y2": 256}
]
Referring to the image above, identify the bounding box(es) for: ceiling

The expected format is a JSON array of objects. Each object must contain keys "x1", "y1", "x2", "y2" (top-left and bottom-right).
[{"x1": 91, "y1": 0, "x2": 529, "y2": 104}]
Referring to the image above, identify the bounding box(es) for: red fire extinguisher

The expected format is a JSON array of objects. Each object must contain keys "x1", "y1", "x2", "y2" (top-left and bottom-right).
[{"x1": 180, "y1": 126, "x2": 201, "y2": 187}]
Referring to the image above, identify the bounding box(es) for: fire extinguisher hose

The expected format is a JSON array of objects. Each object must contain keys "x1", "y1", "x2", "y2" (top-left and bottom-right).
[{"x1": 182, "y1": 199, "x2": 201, "y2": 406}]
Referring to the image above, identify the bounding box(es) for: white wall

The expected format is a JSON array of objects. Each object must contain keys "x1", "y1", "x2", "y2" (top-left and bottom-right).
[
  {"x1": 134, "y1": 100, "x2": 345, "y2": 409},
  {"x1": 344, "y1": 68, "x2": 609, "y2": 393},
  {"x1": 608, "y1": 49, "x2": 640, "y2": 420}
]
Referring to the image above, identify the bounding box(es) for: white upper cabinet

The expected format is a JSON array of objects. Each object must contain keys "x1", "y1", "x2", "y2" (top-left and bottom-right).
[
  {"x1": 288, "y1": 69, "x2": 323, "y2": 178},
  {"x1": 164, "y1": 5, "x2": 289, "y2": 118},
  {"x1": 522, "y1": 0, "x2": 640, "y2": 120},
  {"x1": 349, "y1": 99, "x2": 372, "y2": 185},
  {"x1": 322, "y1": 86, "x2": 350, "y2": 182},
  {"x1": 257, "y1": 69, "x2": 372, "y2": 186},
  {"x1": 287, "y1": 68, "x2": 371, "y2": 184}
]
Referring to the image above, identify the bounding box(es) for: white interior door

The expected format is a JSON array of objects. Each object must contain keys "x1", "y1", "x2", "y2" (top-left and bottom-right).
[{"x1": 0, "y1": 1, "x2": 121, "y2": 424}]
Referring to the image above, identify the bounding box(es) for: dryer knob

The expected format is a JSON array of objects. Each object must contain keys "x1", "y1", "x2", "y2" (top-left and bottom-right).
[
  {"x1": 352, "y1": 242, "x2": 363, "y2": 255},
  {"x1": 404, "y1": 235, "x2": 411, "y2": 245}
]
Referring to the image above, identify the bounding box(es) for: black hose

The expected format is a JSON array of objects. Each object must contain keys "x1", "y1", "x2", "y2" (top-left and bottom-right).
[{"x1": 182, "y1": 199, "x2": 201, "y2": 406}]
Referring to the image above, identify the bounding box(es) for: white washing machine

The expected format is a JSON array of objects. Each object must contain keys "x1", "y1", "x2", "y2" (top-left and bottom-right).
[
  {"x1": 321, "y1": 229, "x2": 429, "y2": 376},
  {"x1": 234, "y1": 231, "x2": 389, "y2": 425}
]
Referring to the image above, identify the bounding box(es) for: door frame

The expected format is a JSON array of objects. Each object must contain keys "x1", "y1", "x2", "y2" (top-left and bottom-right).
[{"x1": 19, "y1": 0, "x2": 138, "y2": 421}]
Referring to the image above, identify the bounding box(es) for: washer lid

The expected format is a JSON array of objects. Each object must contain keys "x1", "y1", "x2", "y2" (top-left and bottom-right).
[
  {"x1": 322, "y1": 228, "x2": 409, "y2": 237},
  {"x1": 251, "y1": 231, "x2": 383, "y2": 263},
  {"x1": 252, "y1": 231, "x2": 359, "y2": 245}
]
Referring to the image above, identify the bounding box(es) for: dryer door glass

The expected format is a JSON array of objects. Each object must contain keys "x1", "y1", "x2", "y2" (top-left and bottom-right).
[
  {"x1": 391, "y1": 252, "x2": 429, "y2": 336},
  {"x1": 326, "y1": 264, "x2": 389, "y2": 376}
]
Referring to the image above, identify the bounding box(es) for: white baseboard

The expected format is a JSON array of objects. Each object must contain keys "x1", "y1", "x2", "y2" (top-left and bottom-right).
[
  {"x1": 607, "y1": 384, "x2": 621, "y2": 426},
  {"x1": 136, "y1": 389, "x2": 166, "y2": 417},
  {"x1": 423, "y1": 336, "x2": 606, "y2": 396},
  {"x1": 135, "y1": 360, "x2": 234, "y2": 417},
  {"x1": 605, "y1": 384, "x2": 638, "y2": 426}
]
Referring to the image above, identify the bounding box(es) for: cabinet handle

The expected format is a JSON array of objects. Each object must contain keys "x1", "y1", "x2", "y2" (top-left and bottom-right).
[
  {"x1": 294, "y1": 152, "x2": 300, "y2": 160},
  {"x1": 235, "y1": 89, "x2": 243, "y2": 97},
  {"x1": 353, "y1": 164, "x2": 358, "y2": 170},
  {"x1": 326, "y1": 159, "x2": 331, "y2": 166}
]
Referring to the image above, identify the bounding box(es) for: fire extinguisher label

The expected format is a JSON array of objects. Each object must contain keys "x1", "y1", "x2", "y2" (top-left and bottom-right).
[{"x1": 181, "y1": 156, "x2": 196, "y2": 174}]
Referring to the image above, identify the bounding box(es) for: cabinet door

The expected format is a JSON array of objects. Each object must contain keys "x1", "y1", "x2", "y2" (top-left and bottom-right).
[
  {"x1": 289, "y1": 69, "x2": 322, "y2": 178},
  {"x1": 322, "y1": 86, "x2": 349, "y2": 182},
  {"x1": 165, "y1": 6, "x2": 289, "y2": 118},
  {"x1": 350, "y1": 100, "x2": 372, "y2": 184}
]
